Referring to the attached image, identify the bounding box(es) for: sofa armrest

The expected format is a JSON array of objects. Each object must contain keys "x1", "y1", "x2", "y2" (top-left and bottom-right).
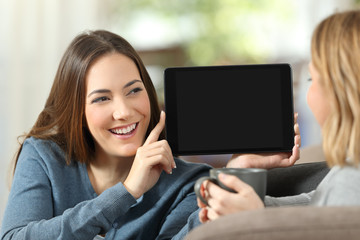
[
  {"x1": 185, "y1": 206, "x2": 360, "y2": 240},
  {"x1": 266, "y1": 161, "x2": 329, "y2": 197}
]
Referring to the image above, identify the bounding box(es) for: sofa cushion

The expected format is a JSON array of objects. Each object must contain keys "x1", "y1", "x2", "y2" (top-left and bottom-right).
[{"x1": 185, "y1": 206, "x2": 360, "y2": 240}]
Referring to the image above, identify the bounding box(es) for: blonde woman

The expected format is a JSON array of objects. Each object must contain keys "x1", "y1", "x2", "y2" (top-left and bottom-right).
[{"x1": 197, "y1": 9, "x2": 360, "y2": 222}]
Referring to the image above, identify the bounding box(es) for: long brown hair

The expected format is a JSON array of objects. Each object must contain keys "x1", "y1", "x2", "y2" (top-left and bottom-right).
[
  {"x1": 13, "y1": 30, "x2": 163, "y2": 172},
  {"x1": 311, "y1": 10, "x2": 360, "y2": 167}
]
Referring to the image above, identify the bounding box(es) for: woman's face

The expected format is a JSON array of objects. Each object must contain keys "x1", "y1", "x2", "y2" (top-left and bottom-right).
[
  {"x1": 307, "y1": 61, "x2": 331, "y2": 127},
  {"x1": 85, "y1": 53, "x2": 151, "y2": 158}
]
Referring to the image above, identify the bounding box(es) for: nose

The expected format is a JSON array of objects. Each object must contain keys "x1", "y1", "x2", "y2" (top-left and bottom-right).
[{"x1": 113, "y1": 100, "x2": 132, "y2": 120}]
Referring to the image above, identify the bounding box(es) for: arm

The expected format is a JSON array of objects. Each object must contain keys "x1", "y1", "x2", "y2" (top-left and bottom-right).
[
  {"x1": 156, "y1": 161, "x2": 211, "y2": 240},
  {"x1": 156, "y1": 192, "x2": 200, "y2": 240},
  {"x1": 265, "y1": 191, "x2": 314, "y2": 207},
  {"x1": 170, "y1": 209, "x2": 201, "y2": 240}
]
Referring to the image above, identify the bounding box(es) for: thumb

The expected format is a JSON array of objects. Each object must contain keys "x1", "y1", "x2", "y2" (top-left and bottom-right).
[{"x1": 143, "y1": 111, "x2": 165, "y2": 146}]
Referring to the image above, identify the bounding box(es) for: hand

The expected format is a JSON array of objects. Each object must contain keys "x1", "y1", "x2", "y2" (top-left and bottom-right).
[
  {"x1": 124, "y1": 111, "x2": 176, "y2": 199},
  {"x1": 227, "y1": 113, "x2": 301, "y2": 169},
  {"x1": 198, "y1": 173, "x2": 264, "y2": 223}
]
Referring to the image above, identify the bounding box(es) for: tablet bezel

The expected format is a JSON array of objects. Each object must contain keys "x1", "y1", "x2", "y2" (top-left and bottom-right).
[{"x1": 164, "y1": 63, "x2": 294, "y2": 156}]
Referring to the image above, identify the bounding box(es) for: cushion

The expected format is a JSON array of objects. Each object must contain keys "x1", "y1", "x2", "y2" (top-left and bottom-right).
[{"x1": 185, "y1": 206, "x2": 360, "y2": 240}]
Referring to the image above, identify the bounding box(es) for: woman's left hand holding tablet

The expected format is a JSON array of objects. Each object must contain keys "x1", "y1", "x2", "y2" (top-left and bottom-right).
[{"x1": 124, "y1": 111, "x2": 176, "y2": 199}]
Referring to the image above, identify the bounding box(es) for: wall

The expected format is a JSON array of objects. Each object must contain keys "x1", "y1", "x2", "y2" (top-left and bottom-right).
[{"x1": 0, "y1": 0, "x2": 109, "y2": 226}]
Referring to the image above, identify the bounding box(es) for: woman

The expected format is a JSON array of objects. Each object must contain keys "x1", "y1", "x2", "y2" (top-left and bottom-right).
[
  {"x1": 197, "y1": 9, "x2": 360, "y2": 223},
  {"x1": 0, "y1": 30, "x2": 212, "y2": 240},
  {"x1": 1, "y1": 29, "x2": 301, "y2": 240}
]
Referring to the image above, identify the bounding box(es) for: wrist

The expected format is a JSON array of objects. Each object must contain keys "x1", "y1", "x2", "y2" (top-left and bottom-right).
[{"x1": 123, "y1": 181, "x2": 142, "y2": 199}]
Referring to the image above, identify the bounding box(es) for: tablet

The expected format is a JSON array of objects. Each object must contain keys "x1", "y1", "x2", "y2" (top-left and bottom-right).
[{"x1": 164, "y1": 63, "x2": 294, "y2": 156}]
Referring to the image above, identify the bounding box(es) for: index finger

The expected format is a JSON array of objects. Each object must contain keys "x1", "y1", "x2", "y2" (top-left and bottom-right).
[{"x1": 143, "y1": 111, "x2": 165, "y2": 146}]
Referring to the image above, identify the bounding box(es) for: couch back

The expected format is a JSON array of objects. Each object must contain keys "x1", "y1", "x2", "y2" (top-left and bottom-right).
[{"x1": 267, "y1": 161, "x2": 329, "y2": 197}]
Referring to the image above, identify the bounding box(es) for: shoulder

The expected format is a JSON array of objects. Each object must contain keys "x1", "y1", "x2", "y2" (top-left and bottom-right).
[
  {"x1": 17, "y1": 137, "x2": 71, "y2": 172},
  {"x1": 22, "y1": 137, "x2": 65, "y2": 157},
  {"x1": 314, "y1": 165, "x2": 360, "y2": 205},
  {"x1": 327, "y1": 165, "x2": 360, "y2": 177},
  {"x1": 329, "y1": 165, "x2": 360, "y2": 184},
  {"x1": 15, "y1": 137, "x2": 87, "y2": 195}
]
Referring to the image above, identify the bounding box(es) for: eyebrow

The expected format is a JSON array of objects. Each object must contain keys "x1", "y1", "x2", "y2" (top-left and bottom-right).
[
  {"x1": 87, "y1": 79, "x2": 142, "y2": 98},
  {"x1": 124, "y1": 79, "x2": 142, "y2": 89}
]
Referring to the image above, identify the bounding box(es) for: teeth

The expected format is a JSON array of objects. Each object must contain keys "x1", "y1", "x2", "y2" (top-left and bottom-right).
[{"x1": 111, "y1": 123, "x2": 136, "y2": 135}]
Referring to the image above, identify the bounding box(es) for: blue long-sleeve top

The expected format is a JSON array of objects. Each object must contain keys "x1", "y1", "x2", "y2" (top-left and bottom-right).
[{"x1": 1, "y1": 137, "x2": 210, "y2": 240}]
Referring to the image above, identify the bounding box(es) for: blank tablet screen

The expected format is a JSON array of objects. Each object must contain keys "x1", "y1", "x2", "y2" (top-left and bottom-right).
[{"x1": 164, "y1": 64, "x2": 294, "y2": 155}]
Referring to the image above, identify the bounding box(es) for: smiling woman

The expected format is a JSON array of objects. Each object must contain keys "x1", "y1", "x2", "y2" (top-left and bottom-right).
[
  {"x1": 0, "y1": 30, "x2": 211, "y2": 240},
  {"x1": 85, "y1": 53, "x2": 151, "y2": 159}
]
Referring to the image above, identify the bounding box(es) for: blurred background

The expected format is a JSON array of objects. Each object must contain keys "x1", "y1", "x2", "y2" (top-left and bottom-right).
[{"x1": 1, "y1": 0, "x2": 359, "y2": 225}]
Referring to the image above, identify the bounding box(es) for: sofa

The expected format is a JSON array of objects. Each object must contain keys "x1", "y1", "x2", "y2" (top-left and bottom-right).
[{"x1": 185, "y1": 161, "x2": 360, "y2": 240}]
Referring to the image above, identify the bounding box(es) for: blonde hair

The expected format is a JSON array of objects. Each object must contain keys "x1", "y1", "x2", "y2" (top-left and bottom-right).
[{"x1": 311, "y1": 10, "x2": 360, "y2": 167}]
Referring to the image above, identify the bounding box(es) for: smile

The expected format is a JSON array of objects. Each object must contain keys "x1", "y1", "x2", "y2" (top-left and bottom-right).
[{"x1": 109, "y1": 123, "x2": 137, "y2": 135}]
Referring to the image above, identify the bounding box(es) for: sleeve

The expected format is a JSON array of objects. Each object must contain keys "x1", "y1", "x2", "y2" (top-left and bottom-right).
[
  {"x1": 155, "y1": 162, "x2": 210, "y2": 240},
  {"x1": 264, "y1": 191, "x2": 314, "y2": 207},
  {"x1": 0, "y1": 143, "x2": 136, "y2": 240},
  {"x1": 156, "y1": 192, "x2": 200, "y2": 240},
  {"x1": 170, "y1": 209, "x2": 201, "y2": 240}
]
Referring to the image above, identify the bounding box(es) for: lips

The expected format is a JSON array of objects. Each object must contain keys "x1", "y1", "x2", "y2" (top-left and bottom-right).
[{"x1": 109, "y1": 123, "x2": 137, "y2": 135}]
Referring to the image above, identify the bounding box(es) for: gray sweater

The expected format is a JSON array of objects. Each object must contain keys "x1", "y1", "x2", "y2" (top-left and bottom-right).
[{"x1": 0, "y1": 137, "x2": 210, "y2": 240}]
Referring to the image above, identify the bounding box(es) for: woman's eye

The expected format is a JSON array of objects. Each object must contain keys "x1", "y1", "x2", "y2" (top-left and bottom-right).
[
  {"x1": 91, "y1": 96, "x2": 109, "y2": 104},
  {"x1": 127, "y1": 87, "x2": 143, "y2": 96}
]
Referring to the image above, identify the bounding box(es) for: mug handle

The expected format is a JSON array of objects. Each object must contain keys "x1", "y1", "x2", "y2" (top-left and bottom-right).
[{"x1": 194, "y1": 176, "x2": 217, "y2": 206}]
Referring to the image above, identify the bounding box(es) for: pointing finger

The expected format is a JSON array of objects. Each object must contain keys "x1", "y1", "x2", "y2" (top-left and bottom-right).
[{"x1": 143, "y1": 111, "x2": 165, "y2": 146}]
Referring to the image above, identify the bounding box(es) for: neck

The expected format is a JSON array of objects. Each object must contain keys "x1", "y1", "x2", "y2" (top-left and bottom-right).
[{"x1": 87, "y1": 149, "x2": 134, "y2": 195}]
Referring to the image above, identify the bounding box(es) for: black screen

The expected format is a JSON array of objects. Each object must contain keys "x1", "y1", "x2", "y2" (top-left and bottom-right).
[{"x1": 164, "y1": 64, "x2": 294, "y2": 155}]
